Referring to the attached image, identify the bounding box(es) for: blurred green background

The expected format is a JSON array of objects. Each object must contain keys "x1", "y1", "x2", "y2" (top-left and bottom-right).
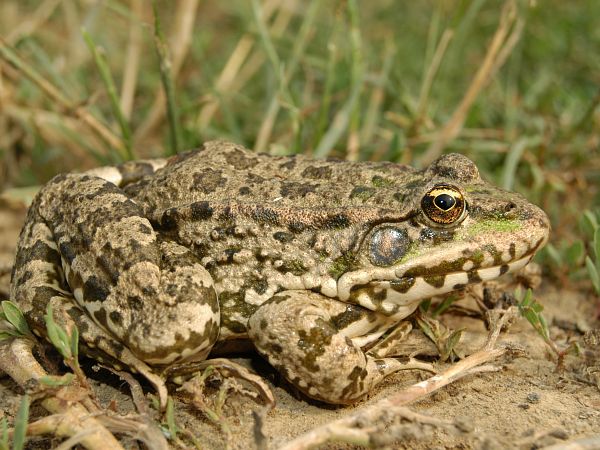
[{"x1": 0, "y1": 0, "x2": 599, "y2": 289}]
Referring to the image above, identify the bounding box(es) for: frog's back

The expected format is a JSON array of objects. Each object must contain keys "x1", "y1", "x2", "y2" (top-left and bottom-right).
[{"x1": 125, "y1": 141, "x2": 420, "y2": 212}]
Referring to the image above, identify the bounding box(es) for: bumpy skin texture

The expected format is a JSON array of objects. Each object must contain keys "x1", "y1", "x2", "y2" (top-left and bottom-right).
[{"x1": 10, "y1": 141, "x2": 550, "y2": 404}]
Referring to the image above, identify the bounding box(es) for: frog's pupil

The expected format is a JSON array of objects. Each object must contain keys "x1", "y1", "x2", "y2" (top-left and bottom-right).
[{"x1": 434, "y1": 193, "x2": 455, "y2": 210}]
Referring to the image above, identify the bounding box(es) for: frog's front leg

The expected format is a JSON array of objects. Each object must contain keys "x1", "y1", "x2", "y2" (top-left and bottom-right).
[
  {"x1": 247, "y1": 291, "x2": 433, "y2": 405},
  {"x1": 12, "y1": 173, "x2": 220, "y2": 366}
]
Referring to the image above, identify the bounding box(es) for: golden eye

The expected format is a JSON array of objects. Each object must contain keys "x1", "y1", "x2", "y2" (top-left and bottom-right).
[{"x1": 421, "y1": 184, "x2": 466, "y2": 225}]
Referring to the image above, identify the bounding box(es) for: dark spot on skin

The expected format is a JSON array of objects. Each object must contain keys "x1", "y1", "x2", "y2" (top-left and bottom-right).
[
  {"x1": 246, "y1": 173, "x2": 266, "y2": 184},
  {"x1": 93, "y1": 308, "x2": 107, "y2": 327},
  {"x1": 58, "y1": 242, "x2": 76, "y2": 265},
  {"x1": 348, "y1": 284, "x2": 388, "y2": 309},
  {"x1": 509, "y1": 243, "x2": 516, "y2": 259},
  {"x1": 252, "y1": 278, "x2": 269, "y2": 295},
  {"x1": 453, "y1": 283, "x2": 466, "y2": 290},
  {"x1": 275, "y1": 259, "x2": 308, "y2": 276},
  {"x1": 323, "y1": 214, "x2": 350, "y2": 229},
  {"x1": 251, "y1": 207, "x2": 280, "y2": 224},
  {"x1": 273, "y1": 231, "x2": 294, "y2": 243},
  {"x1": 297, "y1": 318, "x2": 335, "y2": 372},
  {"x1": 159, "y1": 208, "x2": 179, "y2": 230},
  {"x1": 499, "y1": 264, "x2": 509, "y2": 275},
  {"x1": 350, "y1": 186, "x2": 375, "y2": 201},
  {"x1": 224, "y1": 149, "x2": 259, "y2": 169},
  {"x1": 301, "y1": 165, "x2": 333, "y2": 180},
  {"x1": 288, "y1": 222, "x2": 306, "y2": 233},
  {"x1": 280, "y1": 182, "x2": 317, "y2": 199},
  {"x1": 239, "y1": 186, "x2": 251, "y2": 195},
  {"x1": 218, "y1": 206, "x2": 235, "y2": 222},
  {"x1": 424, "y1": 274, "x2": 445, "y2": 288},
  {"x1": 329, "y1": 252, "x2": 360, "y2": 279},
  {"x1": 83, "y1": 276, "x2": 110, "y2": 303},
  {"x1": 260, "y1": 319, "x2": 268, "y2": 330},
  {"x1": 330, "y1": 304, "x2": 372, "y2": 330},
  {"x1": 16, "y1": 270, "x2": 33, "y2": 286},
  {"x1": 190, "y1": 201, "x2": 214, "y2": 220},
  {"x1": 467, "y1": 270, "x2": 482, "y2": 283},
  {"x1": 138, "y1": 223, "x2": 153, "y2": 234},
  {"x1": 371, "y1": 175, "x2": 393, "y2": 188},
  {"x1": 127, "y1": 296, "x2": 144, "y2": 311},
  {"x1": 192, "y1": 168, "x2": 227, "y2": 194},
  {"x1": 341, "y1": 365, "x2": 368, "y2": 398},
  {"x1": 95, "y1": 254, "x2": 120, "y2": 284},
  {"x1": 390, "y1": 277, "x2": 416, "y2": 293},
  {"x1": 279, "y1": 158, "x2": 296, "y2": 170},
  {"x1": 15, "y1": 240, "x2": 61, "y2": 271},
  {"x1": 109, "y1": 310, "x2": 123, "y2": 325},
  {"x1": 222, "y1": 248, "x2": 241, "y2": 264}
]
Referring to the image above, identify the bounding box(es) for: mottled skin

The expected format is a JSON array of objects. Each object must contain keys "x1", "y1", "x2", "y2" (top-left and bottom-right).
[{"x1": 10, "y1": 141, "x2": 550, "y2": 404}]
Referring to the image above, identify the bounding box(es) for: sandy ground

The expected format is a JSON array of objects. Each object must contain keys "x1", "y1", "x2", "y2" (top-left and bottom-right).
[{"x1": 0, "y1": 199, "x2": 599, "y2": 450}]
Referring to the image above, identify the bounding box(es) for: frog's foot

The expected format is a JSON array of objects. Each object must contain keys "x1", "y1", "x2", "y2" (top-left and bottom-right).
[
  {"x1": 247, "y1": 291, "x2": 435, "y2": 405},
  {"x1": 366, "y1": 321, "x2": 414, "y2": 358},
  {"x1": 166, "y1": 358, "x2": 275, "y2": 407},
  {"x1": 44, "y1": 296, "x2": 170, "y2": 409}
]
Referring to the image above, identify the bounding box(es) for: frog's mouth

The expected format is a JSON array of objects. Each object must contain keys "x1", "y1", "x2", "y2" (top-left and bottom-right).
[{"x1": 337, "y1": 233, "x2": 548, "y2": 316}]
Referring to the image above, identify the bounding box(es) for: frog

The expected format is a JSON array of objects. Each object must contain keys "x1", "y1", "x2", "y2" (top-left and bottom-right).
[{"x1": 10, "y1": 140, "x2": 550, "y2": 406}]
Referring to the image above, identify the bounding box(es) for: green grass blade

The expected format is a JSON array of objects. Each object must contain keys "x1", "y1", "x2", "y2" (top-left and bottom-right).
[
  {"x1": 586, "y1": 256, "x2": 600, "y2": 294},
  {"x1": 12, "y1": 395, "x2": 30, "y2": 450},
  {"x1": 152, "y1": 1, "x2": 182, "y2": 156},
  {"x1": 1, "y1": 302, "x2": 31, "y2": 337},
  {"x1": 44, "y1": 304, "x2": 71, "y2": 359},
  {"x1": 82, "y1": 29, "x2": 134, "y2": 160}
]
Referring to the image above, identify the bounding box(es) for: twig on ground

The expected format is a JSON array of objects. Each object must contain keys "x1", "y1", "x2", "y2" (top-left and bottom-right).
[{"x1": 0, "y1": 337, "x2": 124, "y2": 450}]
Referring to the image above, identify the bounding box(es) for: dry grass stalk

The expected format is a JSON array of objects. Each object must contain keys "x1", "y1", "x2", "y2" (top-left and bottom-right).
[
  {"x1": 133, "y1": 0, "x2": 200, "y2": 145},
  {"x1": 120, "y1": 0, "x2": 143, "y2": 120},
  {"x1": 0, "y1": 37, "x2": 126, "y2": 155},
  {"x1": 0, "y1": 337, "x2": 124, "y2": 450},
  {"x1": 196, "y1": 0, "x2": 283, "y2": 131},
  {"x1": 5, "y1": 0, "x2": 62, "y2": 45},
  {"x1": 421, "y1": 0, "x2": 520, "y2": 164},
  {"x1": 416, "y1": 28, "x2": 454, "y2": 124}
]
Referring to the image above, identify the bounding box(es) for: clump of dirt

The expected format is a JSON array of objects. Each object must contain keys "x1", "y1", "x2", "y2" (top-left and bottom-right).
[{"x1": 0, "y1": 203, "x2": 598, "y2": 449}]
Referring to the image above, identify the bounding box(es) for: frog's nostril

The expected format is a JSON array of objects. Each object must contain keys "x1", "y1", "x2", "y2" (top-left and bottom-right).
[{"x1": 504, "y1": 202, "x2": 516, "y2": 212}]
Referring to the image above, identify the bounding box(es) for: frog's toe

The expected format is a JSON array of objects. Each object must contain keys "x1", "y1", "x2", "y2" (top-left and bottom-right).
[{"x1": 168, "y1": 358, "x2": 276, "y2": 408}]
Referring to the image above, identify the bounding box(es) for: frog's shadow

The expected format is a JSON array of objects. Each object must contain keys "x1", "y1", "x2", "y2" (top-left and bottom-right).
[{"x1": 73, "y1": 349, "x2": 344, "y2": 411}]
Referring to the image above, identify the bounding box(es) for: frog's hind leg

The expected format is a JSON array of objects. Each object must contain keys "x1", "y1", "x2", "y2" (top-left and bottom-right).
[
  {"x1": 247, "y1": 291, "x2": 434, "y2": 405},
  {"x1": 12, "y1": 173, "x2": 220, "y2": 369}
]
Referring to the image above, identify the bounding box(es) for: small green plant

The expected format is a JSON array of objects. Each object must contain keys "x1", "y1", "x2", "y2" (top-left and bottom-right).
[
  {"x1": 517, "y1": 288, "x2": 579, "y2": 368},
  {"x1": 583, "y1": 211, "x2": 600, "y2": 296},
  {"x1": 0, "y1": 301, "x2": 34, "y2": 342},
  {"x1": 43, "y1": 304, "x2": 87, "y2": 388},
  {"x1": 416, "y1": 303, "x2": 464, "y2": 362}
]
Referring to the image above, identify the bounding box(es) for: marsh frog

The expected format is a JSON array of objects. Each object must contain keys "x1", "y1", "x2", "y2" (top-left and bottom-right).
[{"x1": 10, "y1": 141, "x2": 549, "y2": 404}]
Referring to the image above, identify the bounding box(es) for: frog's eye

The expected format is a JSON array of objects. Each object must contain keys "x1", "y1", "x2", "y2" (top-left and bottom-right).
[{"x1": 421, "y1": 184, "x2": 466, "y2": 226}]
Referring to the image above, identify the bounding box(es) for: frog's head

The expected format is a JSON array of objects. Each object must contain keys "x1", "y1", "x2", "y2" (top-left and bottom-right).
[{"x1": 335, "y1": 153, "x2": 550, "y2": 316}]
